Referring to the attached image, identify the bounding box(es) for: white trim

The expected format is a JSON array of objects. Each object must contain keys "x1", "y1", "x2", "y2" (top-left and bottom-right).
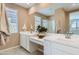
[{"x1": 0, "y1": 45, "x2": 20, "y2": 52}]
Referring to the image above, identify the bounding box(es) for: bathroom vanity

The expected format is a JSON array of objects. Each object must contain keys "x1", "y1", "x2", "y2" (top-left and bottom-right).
[
  {"x1": 20, "y1": 32, "x2": 79, "y2": 55},
  {"x1": 44, "y1": 34, "x2": 79, "y2": 55},
  {"x1": 20, "y1": 32, "x2": 43, "y2": 53}
]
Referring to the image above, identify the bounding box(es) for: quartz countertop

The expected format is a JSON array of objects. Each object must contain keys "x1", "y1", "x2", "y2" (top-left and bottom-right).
[
  {"x1": 20, "y1": 31, "x2": 79, "y2": 48},
  {"x1": 29, "y1": 33, "x2": 54, "y2": 45},
  {"x1": 44, "y1": 34, "x2": 79, "y2": 49}
]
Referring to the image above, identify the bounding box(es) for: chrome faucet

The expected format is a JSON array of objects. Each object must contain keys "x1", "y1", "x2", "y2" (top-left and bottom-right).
[{"x1": 65, "y1": 32, "x2": 73, "y2": 39}]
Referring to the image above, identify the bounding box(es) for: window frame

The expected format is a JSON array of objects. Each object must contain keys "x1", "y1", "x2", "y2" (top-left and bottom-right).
[{"x1": 5, "y1": 8, "x2": 19, "y2": 33}]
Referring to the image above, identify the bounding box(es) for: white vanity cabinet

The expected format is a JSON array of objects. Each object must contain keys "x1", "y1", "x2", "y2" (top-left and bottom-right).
[
  {"x1": 20, "y1": 32, "x2": 39, "y2": 53},
  {"x1": 20, "y1": 32, "x2": 30, "y2": 51},
  {"x1": 44, "y1": 38, "x2": 79, "y2": 55},
  {"x1": 44, "y1": 40, "x2": 70, "y2": 55}
]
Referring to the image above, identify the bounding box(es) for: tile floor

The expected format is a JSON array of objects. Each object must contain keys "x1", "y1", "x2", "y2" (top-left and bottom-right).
[{"x1": 0, "y1": 46, "x2": 43, "y2": 55}]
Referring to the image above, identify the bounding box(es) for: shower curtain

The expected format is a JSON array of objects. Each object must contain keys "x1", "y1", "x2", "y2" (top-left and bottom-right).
[{"x1": 0, "y1": 4, "x2": 9, "y2": 45}]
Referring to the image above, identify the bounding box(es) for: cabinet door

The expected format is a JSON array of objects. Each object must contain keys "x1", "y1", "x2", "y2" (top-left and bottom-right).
[
  {"x1": 53, "y1": 42, "x2": 79, "y2": 55},
  {"x1": 26, "y1": 35, "x2": 30, "y2": 51},
  {"x1": 44, "y1": 40, "x2": 55, "y2": 55},
  {"x1": 44, "y1": 40, "x2": 69, "y2": 55},
  {"x1": 20, "y1": 33, "x2": 30, "y2": 51},
  {"x1": 20, "y1": 34, "x2": 27, "y2": 48},
  {"x1": 54, "y1": 48, "x2": 68, "y2": 55}
]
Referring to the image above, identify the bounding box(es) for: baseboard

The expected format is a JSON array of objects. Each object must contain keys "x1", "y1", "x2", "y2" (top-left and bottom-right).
[{"x1": 0, "y1": 45, "x2": 20, "y2": 52}]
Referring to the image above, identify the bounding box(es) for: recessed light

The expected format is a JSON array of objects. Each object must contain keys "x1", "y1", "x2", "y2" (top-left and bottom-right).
[{"x1": 26, "y1": 3, "x2": 30, "y2": 5}]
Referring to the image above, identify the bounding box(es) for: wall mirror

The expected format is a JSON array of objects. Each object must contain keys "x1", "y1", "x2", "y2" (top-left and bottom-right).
[
  {"x1": 69, "y1": 11, "x2": 79, "y2": 35},
  {"x1": 34, "y1": 15, "x2": 56, "y2": 33}
]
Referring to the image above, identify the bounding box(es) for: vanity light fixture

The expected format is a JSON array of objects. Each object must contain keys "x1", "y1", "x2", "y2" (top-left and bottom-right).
[
  {"x1": 26, "y1": 3, "x2": 30, "y2": 5},
  {"x1": 72, "y1": 3, "x2": 77, "y2": 6}
]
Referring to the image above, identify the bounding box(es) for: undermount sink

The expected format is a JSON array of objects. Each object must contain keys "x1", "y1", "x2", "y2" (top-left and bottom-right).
[{"x1": 55, "y1": 34, "x2": 79, "y2": 44}]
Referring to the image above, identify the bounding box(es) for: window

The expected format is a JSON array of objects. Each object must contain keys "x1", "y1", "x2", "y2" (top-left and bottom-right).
[
  {"x1": 6, "y1": 8, "x2": 18, "y2": 33},
  {"x1": 69, "y1": 11, "x2": 79, "y2": 34},
  {"x1": 42, "y1": 19, "x2": 48, "y2": 28},
  {"x1": 35, "y1": 16, "x2": 41, "y2": 31},
  {"x1": 51, "y1": 20, "x2": 56, "y2": 32}
]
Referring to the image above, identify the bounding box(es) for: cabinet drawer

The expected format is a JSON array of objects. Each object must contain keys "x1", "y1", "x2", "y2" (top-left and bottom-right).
[
  {"x1": 30, "y1": 38, "x2": 43, "y2": 46},
  {"x1": 44, "y1": 40, "x2": 69, "y2": 55},
  {"x1": 53, "y1": 42, "x2": 79, "y2": 55},
  {"x1": 44, "y1": 39, "x2": 79, "y2": 55},
  {"x1": 53, "y1": 48, "x2": 69, "y2": 55}
]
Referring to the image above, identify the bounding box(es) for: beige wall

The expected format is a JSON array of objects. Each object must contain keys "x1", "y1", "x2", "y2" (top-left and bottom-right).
[
  {"x1": 0, "y1": 3, "x2": 31, "y2": 50},
  {"x1": 55, "y1": 8, "x2": 69, "y2": 33}
]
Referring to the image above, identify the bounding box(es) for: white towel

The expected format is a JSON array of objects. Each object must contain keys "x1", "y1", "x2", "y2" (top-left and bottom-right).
[
  {"x1": 0, "y1": 33, "x2": 6, "y2": 45},
  {"x1": 0, "y1": 31, "x2": 10, "y2": 45}
]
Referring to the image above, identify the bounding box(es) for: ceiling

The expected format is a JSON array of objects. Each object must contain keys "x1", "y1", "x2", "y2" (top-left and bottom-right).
[
  {"x1": 15, "y1": 3, "x2": 36, "y2": 8},
  {"x1": 16, "y1": 3, "x2": 79, "y2": 16}
]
